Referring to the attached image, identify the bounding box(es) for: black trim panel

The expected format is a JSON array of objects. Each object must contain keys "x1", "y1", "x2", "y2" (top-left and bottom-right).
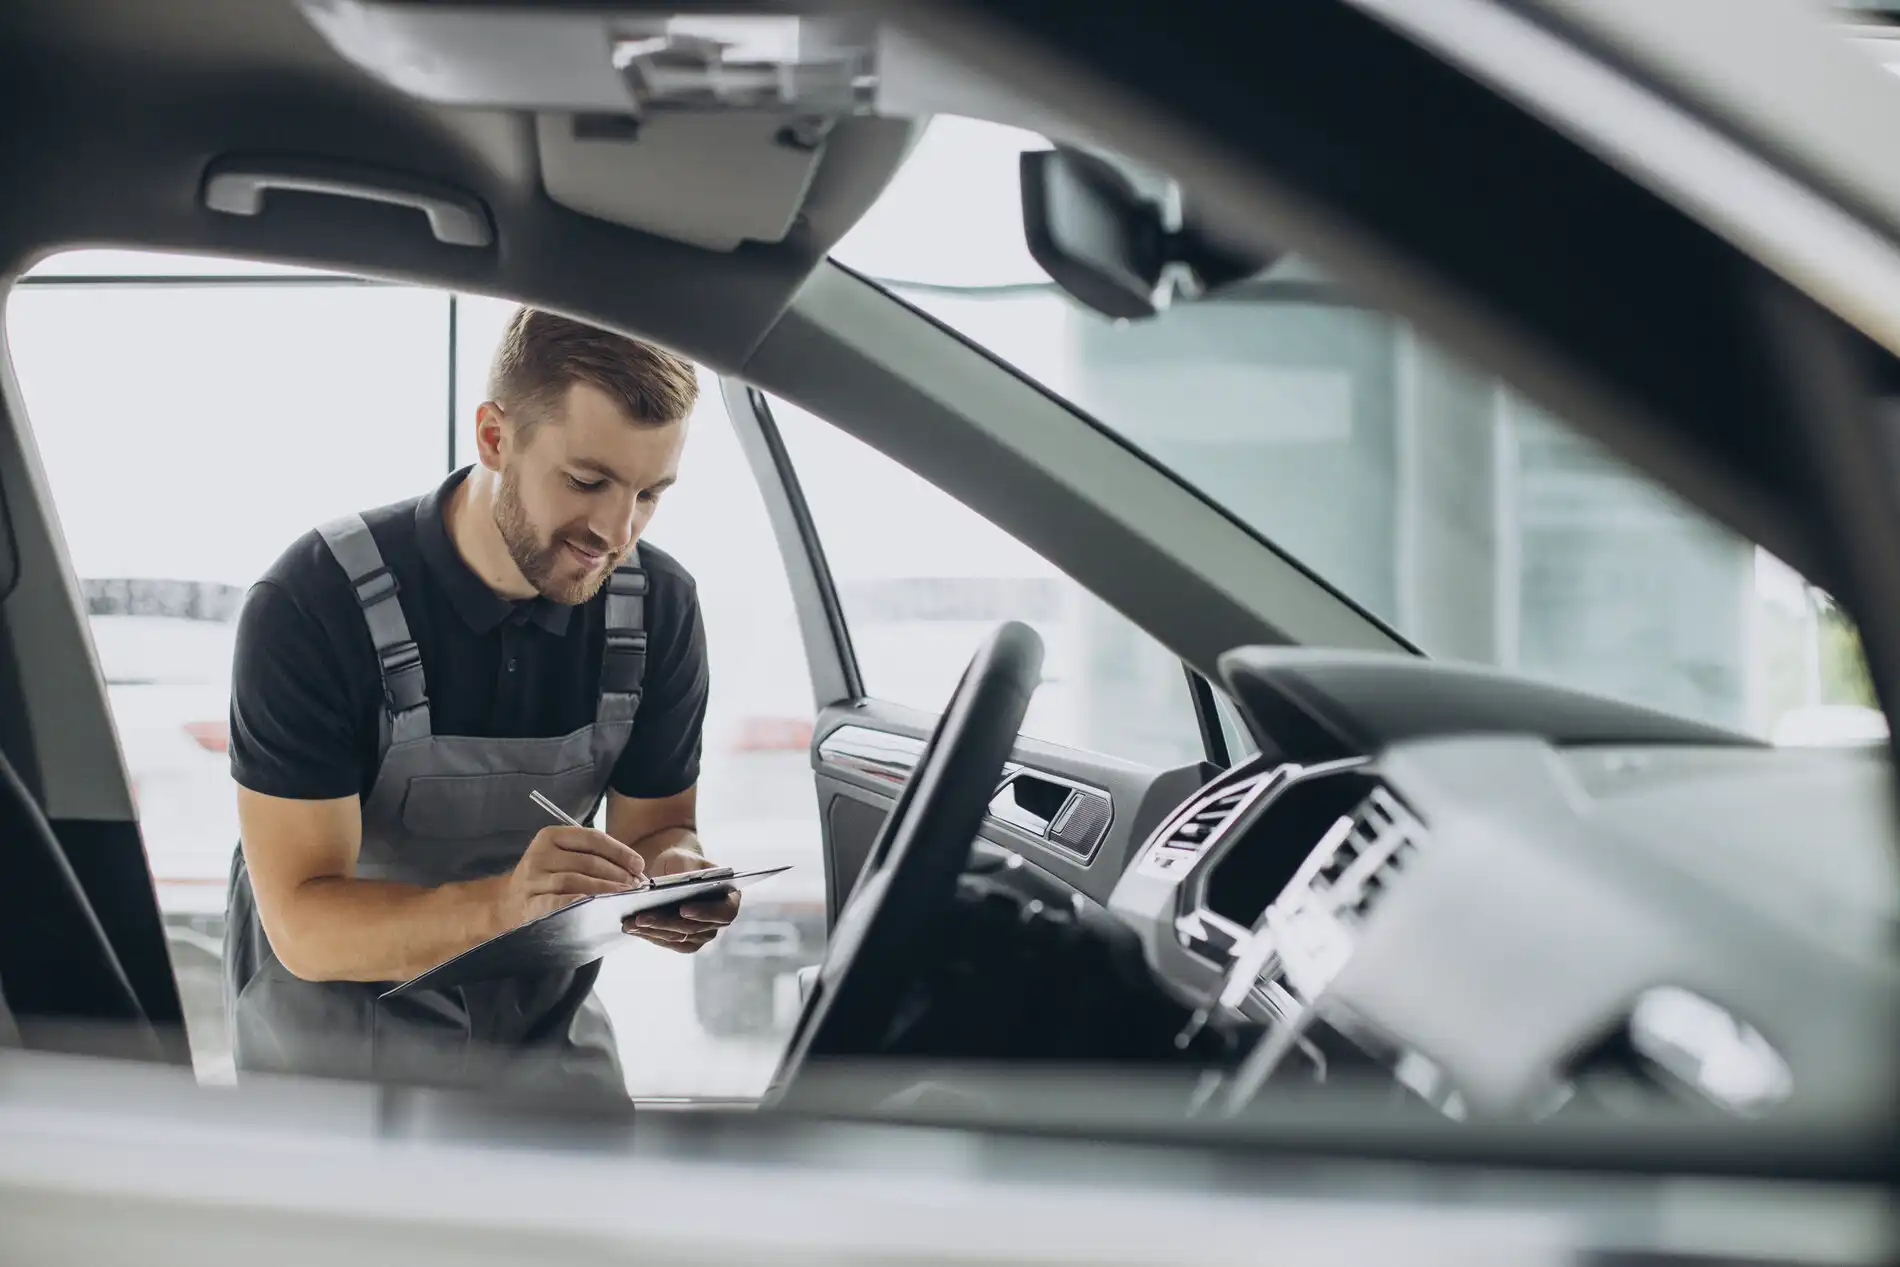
[
  {"x1": 746, "y1": 388, "x2": 864, "y2": 702},
  {"x1": 719, "y1": 379, "x2": 861, "y2": 707},
  {"x1": 1185, "y1": 667, "x2": 1231, "y2": 768}
]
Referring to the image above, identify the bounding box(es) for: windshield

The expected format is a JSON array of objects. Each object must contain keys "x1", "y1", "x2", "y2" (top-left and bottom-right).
[{"x1": 832, "y1": 117, "x2": 1880, "y2": 744}]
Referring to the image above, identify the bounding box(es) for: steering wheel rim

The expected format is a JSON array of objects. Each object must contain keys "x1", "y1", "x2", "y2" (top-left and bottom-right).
[{"x1": 767, "y1": 620, "x2": 1044, "y2": 1098}]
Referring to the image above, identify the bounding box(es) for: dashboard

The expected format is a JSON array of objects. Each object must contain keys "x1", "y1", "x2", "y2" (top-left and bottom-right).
[{"x1": 1104, "y1": 648, "x2": 1900, "y2": 1125}]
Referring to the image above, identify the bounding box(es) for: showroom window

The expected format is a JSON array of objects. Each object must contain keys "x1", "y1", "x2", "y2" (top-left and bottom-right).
[
  {"x1": 766, "y1": 393, "x2": 1210, "y2": 771},
  {"x1": 833, "y1": 115, "x2": 1884, "y2": 747},
  {"x1": 7, "y1": 252, "x2": 820, "y2": 1097}
]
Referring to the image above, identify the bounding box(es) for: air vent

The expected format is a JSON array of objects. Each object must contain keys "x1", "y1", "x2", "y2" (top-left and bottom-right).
[
  {"x1": 1264, "y1": 782, "x2": 1427, "y2": 1001},
  {"x1": 1312, "y1": 785, "x2": 1423, "y2": 925},
  {"x1": 1135, "y1": 770, "x2": 1276, "y2": 879},
  {"x1": 1198, "y1": 766, "x2": 1377, "y2": 926}
]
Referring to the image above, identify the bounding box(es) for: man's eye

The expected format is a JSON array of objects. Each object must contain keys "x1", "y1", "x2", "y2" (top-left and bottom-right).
[
  {"x1": 566, "y1": 475, "x2": 604, "y2": 492},
  {"x1": 638, "y1": 488, "x2": 663, "y2": 504}
]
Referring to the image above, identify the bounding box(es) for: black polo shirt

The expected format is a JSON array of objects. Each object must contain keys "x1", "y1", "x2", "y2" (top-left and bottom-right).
[{"x1": 229, "y1": 467, "x2": 708, "y2": 803}]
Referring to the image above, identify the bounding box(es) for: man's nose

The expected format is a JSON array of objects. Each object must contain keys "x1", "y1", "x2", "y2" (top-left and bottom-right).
[{"x1": 589, "y1": 496, "x2": 638, "y2": 552}]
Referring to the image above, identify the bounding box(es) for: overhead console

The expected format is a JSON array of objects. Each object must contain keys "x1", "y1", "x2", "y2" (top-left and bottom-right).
[
  {"x1": 292, "y1": 0, "x2": 1247, "y2": 314},
  {"x1": 292, "y1": 3, "x2": 1094, "y2": 252}
]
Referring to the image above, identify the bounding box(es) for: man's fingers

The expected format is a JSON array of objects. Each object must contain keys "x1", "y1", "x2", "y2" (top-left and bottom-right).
[
  {"x1": 543, "y1": 871, "x2": 639, "y2": 897},
  {"x1": 628, "y1": 910, "x2": 703, "y2": 937},
  {"x1": 676, "y1": 893, "x2": 740, "y2": 924},
  {"x1": 538, "y1": 827, "x2": 646, "y2": 879},
  {"x1": 621, "y1": 919, "x2": 718, "y2": 951},
  {"x1": 654, "y1": 930, "x2": 717, "y2": 954},
  {"x1": 537, "y1": 848, "x2": 640, "y2": 889}
]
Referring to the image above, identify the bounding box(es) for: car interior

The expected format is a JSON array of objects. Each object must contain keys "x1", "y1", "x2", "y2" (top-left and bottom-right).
[{"x1": 3, "y1": 0, "x2": 1900, "y2": 1196}]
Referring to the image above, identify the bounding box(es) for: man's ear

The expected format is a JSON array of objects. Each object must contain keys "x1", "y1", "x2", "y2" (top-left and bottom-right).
[{"x1": 474, "y1": 402, "x2": 507, "y2": 471}]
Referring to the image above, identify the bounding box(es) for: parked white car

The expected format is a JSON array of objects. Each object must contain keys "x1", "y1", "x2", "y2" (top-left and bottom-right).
[{"x1": 86, "y1": 580, "x2": 243, "y2": 905}]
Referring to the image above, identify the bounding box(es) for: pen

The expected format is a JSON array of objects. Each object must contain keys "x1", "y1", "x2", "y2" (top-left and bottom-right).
[{"x1": 529, "y1": 790, "x2": 650, "y2": 888}]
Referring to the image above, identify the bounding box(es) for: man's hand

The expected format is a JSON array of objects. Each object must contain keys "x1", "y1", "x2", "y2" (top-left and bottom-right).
[
  {"x1": 621, "y1": 844, "x2": 741, "y2": 954},
  {"x1": 505, "y1": 826, "x2": 647, "y2": 926}
]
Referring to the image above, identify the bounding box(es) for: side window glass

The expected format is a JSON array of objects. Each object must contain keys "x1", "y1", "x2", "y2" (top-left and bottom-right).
[
  {"x1": 463, "y1": 300, "x2": 823, "y2": 1086},
  {"x1": 765, "y1": 394, "x2": 1207, "y2": 769},
  {"x1": 8, "y1": 264, "x2": 821, "y2": 1098},
  {"x1": 835, "y1": 115, "x2": 1884, "y2": 748},
  {"x1": 581, "y1": 366, "x2": 824, "y2": 1094},
  {"x1": 8, "y1": 253, "x2": 454, "y2": 1082}
]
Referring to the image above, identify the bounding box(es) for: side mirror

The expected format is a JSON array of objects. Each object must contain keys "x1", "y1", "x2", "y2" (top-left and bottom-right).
[{"x1": 1020, "y1": 147, "x2": 1278, "y2": 321}]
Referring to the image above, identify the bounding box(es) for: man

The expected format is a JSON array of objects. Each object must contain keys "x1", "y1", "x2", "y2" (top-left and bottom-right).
[{"x1": 221, "y1": 306, "x2": 734, "y2": 1096}]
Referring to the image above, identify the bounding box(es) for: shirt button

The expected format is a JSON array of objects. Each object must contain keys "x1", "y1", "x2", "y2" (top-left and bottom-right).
[{"x1": 507, "y1": 659, "x2": 518, "y2": 673}]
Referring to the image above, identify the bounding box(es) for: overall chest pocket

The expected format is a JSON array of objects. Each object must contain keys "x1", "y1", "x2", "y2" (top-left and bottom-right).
[{"x1": 399, "y1": 762, "x2": 607, "y2": 841}]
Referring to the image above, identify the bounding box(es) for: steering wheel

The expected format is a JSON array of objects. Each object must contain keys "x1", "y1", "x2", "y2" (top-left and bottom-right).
[{"x1": 767, "y1": 620, "x2": 1044, "y2": 1099}]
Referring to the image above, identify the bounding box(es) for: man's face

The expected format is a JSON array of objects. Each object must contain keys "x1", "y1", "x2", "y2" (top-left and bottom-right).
[{"x1": 489, "y1": 382, "x2": 687, "y2": 605}]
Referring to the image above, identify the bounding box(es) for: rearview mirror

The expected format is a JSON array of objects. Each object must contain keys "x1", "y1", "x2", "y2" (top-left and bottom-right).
[{"x1": 1020, "y1": 147, "x2": 1278, "y2": 321}]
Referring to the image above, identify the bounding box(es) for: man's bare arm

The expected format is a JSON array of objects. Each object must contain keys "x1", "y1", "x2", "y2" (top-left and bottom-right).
[
  {"x1": 239, "y1": 787, "x2": 645, "y2": 983},
  {"x1": 606, "y1": 785, "x2": 702, "y2": 869}
]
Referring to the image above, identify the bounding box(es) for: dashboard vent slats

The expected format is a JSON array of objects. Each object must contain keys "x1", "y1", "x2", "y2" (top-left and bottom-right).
[
  {"x1": 1266, "y1": 782, "x2": 1428, "y2": 1001},
  {"x1": 1327, "y1": 786, "x2": 1424, "y2": 924},
  {"x1": 1136, "y1": 770, "x2": 1276, "y2": 879}
]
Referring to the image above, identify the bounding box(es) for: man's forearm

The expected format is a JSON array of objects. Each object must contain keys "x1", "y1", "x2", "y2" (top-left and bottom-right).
[
  {"x1": 268, "y1": 873, "x2": 514, "y2": 983},
  {"x1": 627, "y1": 825, "x2": 702, "y2": 870}
]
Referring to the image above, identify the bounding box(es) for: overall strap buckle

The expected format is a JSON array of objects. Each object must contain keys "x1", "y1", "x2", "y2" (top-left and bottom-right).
[
  {"x1": 350, "y1": 566, "x2": 400, "y2": 609},
  {"x1": 317, "y1": 513, "x2": 432, "y2": 742},
  {"x1": 379, "y1": 640, "x2": 428, "y2": 714},
  {"x1": 599, "y1": 559, "x2": 648, "y2": 718},
  {"x1": 601, "y1": 630, "x2": 648, "y2": 699}
]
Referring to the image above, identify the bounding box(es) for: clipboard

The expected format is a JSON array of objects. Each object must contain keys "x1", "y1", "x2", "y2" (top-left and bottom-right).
[{"x1": 381, "y1": 865, "x2": 792, "y2": 998}]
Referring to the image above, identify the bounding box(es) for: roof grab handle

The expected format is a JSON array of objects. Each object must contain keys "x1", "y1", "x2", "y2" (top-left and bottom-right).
[{"x1": 201, "y1": 154, "x2": 495, "y2": 248}]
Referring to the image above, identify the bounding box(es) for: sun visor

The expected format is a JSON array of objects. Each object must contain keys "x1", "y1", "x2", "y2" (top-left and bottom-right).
[{"x1": 534, "y1": 110, "x2": 824, "y2": 251}]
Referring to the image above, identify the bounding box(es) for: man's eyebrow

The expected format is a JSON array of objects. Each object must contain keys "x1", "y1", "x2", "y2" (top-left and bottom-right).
[{"x1": 649, "y1": 474, "x2": 678, "y2": 491}]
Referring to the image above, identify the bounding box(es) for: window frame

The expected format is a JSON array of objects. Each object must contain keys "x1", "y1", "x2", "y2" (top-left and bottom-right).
[{"x1": 7, "y1": 266, "x2": 840, "y2": 1096}]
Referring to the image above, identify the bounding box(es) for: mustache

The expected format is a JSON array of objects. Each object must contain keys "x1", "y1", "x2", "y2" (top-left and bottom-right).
[{"x1": 559, "y1": 534, "x2": 618, "y2": 561}]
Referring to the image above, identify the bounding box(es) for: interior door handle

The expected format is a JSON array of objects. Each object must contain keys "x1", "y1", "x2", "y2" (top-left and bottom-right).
[
  {"x1": 202, "y1": 155, "x2": 495, "y2": 248},
  {"x1": 987, "y1": 771, "x2": 1075, "y2": 839}
]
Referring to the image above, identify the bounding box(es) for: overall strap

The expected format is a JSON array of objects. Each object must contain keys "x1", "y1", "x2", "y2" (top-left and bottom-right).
[
  {"x1": 597, "y1": 551, "x2": 648, "y2": 727},
  {"x1": 317, "y1": 514, "x2": 432, "y2": 749}
]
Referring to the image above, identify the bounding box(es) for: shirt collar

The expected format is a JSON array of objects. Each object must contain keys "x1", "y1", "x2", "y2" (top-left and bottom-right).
[{"x1": 416, "y1": 467, "x2": 575, "y2": 638}]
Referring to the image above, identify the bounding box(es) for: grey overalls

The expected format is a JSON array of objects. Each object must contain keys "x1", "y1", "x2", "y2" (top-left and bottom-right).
[{"x1": 222, "y1": 513, "x2": 649, "y2": 1096}]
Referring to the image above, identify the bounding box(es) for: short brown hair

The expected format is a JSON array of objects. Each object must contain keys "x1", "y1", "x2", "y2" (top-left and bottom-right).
[{"x1": 486, "y1": 307, "x2": 698, "y2": 438}]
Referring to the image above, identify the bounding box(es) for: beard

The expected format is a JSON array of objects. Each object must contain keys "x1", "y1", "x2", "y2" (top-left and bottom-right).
[{"x1": 493, "y1": 465, "x2": 620, "y2": 605}]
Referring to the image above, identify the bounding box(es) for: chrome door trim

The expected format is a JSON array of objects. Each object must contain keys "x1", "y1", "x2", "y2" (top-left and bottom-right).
[{"x1": 816, "y1": 723, "x2": 1115, "y2": 863}]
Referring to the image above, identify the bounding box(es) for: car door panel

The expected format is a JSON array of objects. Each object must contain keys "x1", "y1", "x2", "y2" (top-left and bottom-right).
[{"x1": 811, "y1": 700, "x2": 1215, "y2": 921}]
